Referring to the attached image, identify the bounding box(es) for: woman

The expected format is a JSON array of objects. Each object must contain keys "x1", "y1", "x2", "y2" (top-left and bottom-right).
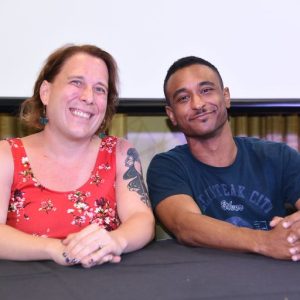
[{"x1": 0, "y1": 44, "x2": 154, "y2": 268}]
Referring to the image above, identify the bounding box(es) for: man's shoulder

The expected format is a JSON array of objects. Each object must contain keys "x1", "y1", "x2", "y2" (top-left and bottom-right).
[
  {"x1": 235, "y1": 136, "x2": 287, "y2": 150},
  {"x1": 155, "y1": 143, "x2": 188, "y2": 156},
  {"x1": 235, "y1": 136, "x2": 299, "y2": 160},
  {"x1": 149, "y1": 144, "x2": 190, "y2": 168}
]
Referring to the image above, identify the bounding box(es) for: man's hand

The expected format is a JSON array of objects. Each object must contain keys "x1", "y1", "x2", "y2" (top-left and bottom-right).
[
  {"x1": 269, "y1": 212, "x2": 300, "y2": 261},
  {"x1": 259, "y1": 219, "x2": 293, "y2": 260},
  {"x1": 273, "y1": 211, "x2": 300, "y2": 261}
]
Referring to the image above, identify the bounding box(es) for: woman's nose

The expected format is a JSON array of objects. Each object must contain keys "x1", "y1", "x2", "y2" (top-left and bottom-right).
[{"x1": 80, "y1": 86, "x2": 94, "y2": 104}]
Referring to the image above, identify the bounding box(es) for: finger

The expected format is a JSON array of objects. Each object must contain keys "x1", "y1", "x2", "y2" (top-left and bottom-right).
[
  {"x1": 81, "y1": 254, "x2": 121, "y2": 268},
  {"x1": 282, "y1": 211, "x2": 300, "y2": 229},
  {"x1": 80, "y1": 244, "x2": 117, "y2": 266},
  {"x1": 287, "y1": 233, "x2": 297, "y2": 244},
  {"x1": 291, "y1": 253, "x2": 300, "y2": 262},
  {"x1": 64, "y1": 223, "x2": 99, "y2": 246},
  {"x1": 81, "y1": 254, "x2": 111, "y2": 268},
  {"x1": 65, "y1": 225, "x2": 104, "y2": 257},
  {"x1": 66, "y1": 235, "x2": 102, "y2": 260},
  {"x1": 61, "y1": 252, "x2": 81, "y2": 265},
  {"x1": 110, "y1": 255, "x2": 122, "y2": 263},
  {"x1": 61, "y1": 226, "x2": 105, "y2": 264},
  {"x1": 62, "y1": 232, "x2": 77, "y2": 245},
  {"x1": 290, "y1": 242, "x2": 300, "y2": 261},
  {"x1": 270, "y1": 216, "x2": 283, "y2": 228},
  {"x1": 287, "y1": 224, "x2": 300, "y2": 245}
]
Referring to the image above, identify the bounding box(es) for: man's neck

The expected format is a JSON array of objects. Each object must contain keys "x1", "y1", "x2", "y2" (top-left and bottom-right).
[{"x1": 186, "y1": 124, "x2": 237, "y2": 167}]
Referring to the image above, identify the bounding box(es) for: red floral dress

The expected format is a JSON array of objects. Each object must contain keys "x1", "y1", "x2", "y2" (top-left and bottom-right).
[{"x1": 6, "y1": 136, "x2": 121, "y2": 238}]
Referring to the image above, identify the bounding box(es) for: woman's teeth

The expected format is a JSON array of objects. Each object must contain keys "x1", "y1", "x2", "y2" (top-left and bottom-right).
[{"x1": 71, "y1": 109, "x2": 92, "y2": 119}]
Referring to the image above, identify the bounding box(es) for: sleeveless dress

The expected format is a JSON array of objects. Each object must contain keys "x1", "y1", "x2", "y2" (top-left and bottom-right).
[{"x1": 6, "y1": 136, "x2": 121, "y2": 238}]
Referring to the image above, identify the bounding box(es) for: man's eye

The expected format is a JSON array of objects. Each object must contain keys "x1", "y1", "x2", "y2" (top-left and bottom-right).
[
  {"x1": 201, "y1": 88, "x2": 213, "y2": 95},
  {"x1": 177, "y1": 95, "x2": 189, "y2": 102}
]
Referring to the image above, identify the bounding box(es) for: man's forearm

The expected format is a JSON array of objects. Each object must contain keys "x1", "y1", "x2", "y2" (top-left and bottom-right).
[{"x1": 171, "y1": 212, "x2": 291, "y2": 259}]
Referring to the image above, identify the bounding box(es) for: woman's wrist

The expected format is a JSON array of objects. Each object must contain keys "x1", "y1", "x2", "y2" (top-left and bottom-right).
[
  {"x1": 44, "y1": 238, "x2": 64, "y2": 262},
  {"x1": 109, "y1": 230, "x2": 128, "y2": 254}
]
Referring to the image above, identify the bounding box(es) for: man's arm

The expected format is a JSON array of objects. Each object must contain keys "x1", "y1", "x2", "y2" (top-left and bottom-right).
[
  {"x1": 269, "y1": 198, "x2": 300, "y2": 261},
  {"x1": 156, "y1": 194, "x2": 296, "y2": 260}
]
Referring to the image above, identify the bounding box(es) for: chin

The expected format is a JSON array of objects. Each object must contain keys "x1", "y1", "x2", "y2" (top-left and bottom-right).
[{"x1": 69, "y1": 128, "x2": 95, "y2": 139}]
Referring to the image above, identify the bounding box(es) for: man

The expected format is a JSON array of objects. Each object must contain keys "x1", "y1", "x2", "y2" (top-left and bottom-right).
[{"x1": 147, "y1": 56, "x2": 300, "y2": 260}]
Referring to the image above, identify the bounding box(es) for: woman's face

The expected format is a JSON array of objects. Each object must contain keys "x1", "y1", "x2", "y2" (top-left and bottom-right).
[{"x1": 40, "y1": 52, "x2": 109, "y2": 140}]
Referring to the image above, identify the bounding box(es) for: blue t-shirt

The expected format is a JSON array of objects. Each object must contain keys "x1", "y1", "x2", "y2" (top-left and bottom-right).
[{"x1": 147, "y1": 137, "x2": 300, "y2": 230}]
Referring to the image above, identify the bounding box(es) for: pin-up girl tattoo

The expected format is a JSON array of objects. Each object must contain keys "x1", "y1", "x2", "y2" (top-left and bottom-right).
[{"x1": 123, "y1": 148, "x2": 150, "y2": 206}]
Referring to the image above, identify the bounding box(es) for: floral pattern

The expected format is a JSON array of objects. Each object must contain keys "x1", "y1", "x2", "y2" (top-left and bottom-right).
[
  {"x1": 9, "y1": 189, "x2": 30, "y2": 221},
  {"x1": 90, "y1": 171, "x2": 104, "y2": 186},
  {"x1": 20, "y1": 156, "x2": 43, "y2": 188},
  {"x1": 6, "y1": 137, "x2": 120, "y2": 238},
  {"x1": 100, "y1": 136, "x2": 117, "y2": 153},
  {"x1": 38, "y1": 200, "x2": 57, "y2": 214}
]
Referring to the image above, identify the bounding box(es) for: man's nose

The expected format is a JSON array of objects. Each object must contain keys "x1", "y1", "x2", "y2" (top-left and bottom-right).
[{"x1": 191, "y1": 94, "x2": 205, "y2": 109}]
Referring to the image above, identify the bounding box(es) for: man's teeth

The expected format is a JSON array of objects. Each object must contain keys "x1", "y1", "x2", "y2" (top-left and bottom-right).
[{"x1": 71, "y1": 109, "x2": 91, "y2": 119}]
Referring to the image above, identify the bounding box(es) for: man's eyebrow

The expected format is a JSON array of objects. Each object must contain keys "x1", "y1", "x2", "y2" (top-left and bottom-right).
[
  {"x1": 172, "y1": 81, "x2": 216, "y2": 99},
  {"x1": 198, "y1": 81, "x2": 216, "y2": 87},
  {"x1": 172, "y1": 88, "x2": 187, "y2": 100}
]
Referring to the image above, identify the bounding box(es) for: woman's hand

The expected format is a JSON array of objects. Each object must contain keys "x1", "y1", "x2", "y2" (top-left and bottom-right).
[
  {"x1": 45, "y1": 238, "x2": 78, "y2": 266},
  {"x1": 62, "y1": 223, "x2": 125, "y2": 268}
]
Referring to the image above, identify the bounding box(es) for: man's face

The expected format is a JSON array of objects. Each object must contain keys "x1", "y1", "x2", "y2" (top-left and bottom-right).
[{"x1": 165, "y1": 64, "x2": 230, "y2": 139}]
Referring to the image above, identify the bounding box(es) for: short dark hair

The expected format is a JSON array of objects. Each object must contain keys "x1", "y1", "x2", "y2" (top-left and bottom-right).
[
  {"x1": 20, "y1": 44, "x2": 119, "y2": 133},
  {"x1": 163, "y1": 56, "x2": 224, "y2": 105}
]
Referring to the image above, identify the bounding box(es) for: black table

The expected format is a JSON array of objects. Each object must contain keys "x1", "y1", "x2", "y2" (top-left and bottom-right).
[{"x1": 1, "y1": 239, "x2": 299, "y2": 300}]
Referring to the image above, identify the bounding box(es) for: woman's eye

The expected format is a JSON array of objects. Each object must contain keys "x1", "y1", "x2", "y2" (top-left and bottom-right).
[
  {"x1": 71, "y1": 80, "x2": 82, "y2": 87},
  {"x1": 94, "y1": 86, "x2": 106, "y2": 94}
]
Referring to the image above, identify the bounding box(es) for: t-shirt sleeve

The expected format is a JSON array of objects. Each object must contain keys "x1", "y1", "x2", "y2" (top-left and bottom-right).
[
  {"x1": 146, "y1": 152, "x2": 193, "y2": 210},
  {"x1": 282, "y1": 144, "x2": 300, "y2": 206}
]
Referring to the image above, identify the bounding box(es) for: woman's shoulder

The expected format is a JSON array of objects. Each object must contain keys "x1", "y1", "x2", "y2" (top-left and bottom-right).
[
  {"x1": 0, "y1": 139, "x2": 12, "y2": 153},
  {"x1": 0, "y1": 139, "x2": 15, "y2": 178},
  {"x1": 108, "y1": 137, "x2": 140, "y2": 165},
  {"x1": 100, "y1": 135, "x2": 133, "y2": 152},
  {"x1": 0, "y1": 138, "x2": 22, "y2": 154},
  {"x1": 116, "y1": 136, "x2": 133, "y2": 148}
]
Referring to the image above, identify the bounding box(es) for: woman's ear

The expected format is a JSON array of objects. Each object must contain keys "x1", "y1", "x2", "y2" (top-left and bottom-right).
[{"x1": 40, "y1": 80, "x2": 50, "y2": 105}]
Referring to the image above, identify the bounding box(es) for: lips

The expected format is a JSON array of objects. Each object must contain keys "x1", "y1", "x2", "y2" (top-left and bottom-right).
[
  {"x1": 69, "y1": 108, "x2": 94, "y2": 119},
  {"x1": 189, "y1": 109, "x2": 217, "y2": 121}
]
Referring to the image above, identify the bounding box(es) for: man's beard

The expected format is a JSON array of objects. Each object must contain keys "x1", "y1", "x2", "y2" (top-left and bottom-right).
[{"x1": 180, "y1": 107, "x2": 229, "y2": 140}]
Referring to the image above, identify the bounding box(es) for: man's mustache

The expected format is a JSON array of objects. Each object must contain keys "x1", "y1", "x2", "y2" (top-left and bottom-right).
[{"x1": 194, "y1": 104, "x2": 218, "y2": 115}]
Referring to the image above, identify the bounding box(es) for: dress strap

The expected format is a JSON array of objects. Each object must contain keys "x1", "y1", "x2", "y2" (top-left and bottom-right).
[{"x1": 7, "y1": 138, "x2": 28, "y2": 186}]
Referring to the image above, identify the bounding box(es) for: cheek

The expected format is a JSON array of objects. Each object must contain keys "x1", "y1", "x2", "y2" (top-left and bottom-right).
[
  {"x1": 176, "y1": 108, "x2": 189, "y2": 120},
  {"x1": 216, "y1": 106, "x2": 229, "y2": 123},
  {"x1": 99, "y1": 97, "x2": 108, "y2": 111}
]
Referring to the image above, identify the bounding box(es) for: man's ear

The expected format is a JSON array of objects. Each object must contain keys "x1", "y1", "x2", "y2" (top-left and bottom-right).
[
  {"x1": 165, "y1": 105, "x2": 177, "y2": 126},
  {"x1": 40, "y1": 80, "x2": 50, "y2": 105},
  {"x1": 223, "y1": 87, "x2": 231, "y2": 109}
]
